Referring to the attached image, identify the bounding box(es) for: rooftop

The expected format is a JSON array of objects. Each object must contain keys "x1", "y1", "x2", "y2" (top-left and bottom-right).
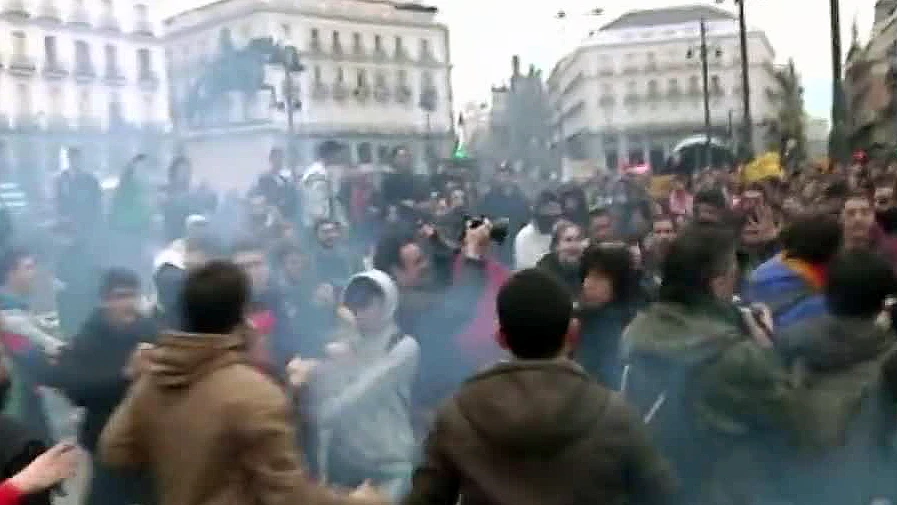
[
  {"x1": 165, "y1": 0, "x2": 437, "y2": 24},
  {"x1": 600, "y1": 4, "x2": 735, "y2": 31}
]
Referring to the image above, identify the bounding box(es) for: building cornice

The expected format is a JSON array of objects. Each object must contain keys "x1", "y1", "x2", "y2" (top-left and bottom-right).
[
  {"x1": 164, "y1": 4, "x2": 448, "y2": 41},
  {"x1": 0, "y1": 14, "x2": 161, "y2": 45}
]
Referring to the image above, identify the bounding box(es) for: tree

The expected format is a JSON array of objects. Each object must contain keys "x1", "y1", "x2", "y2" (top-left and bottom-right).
[{"x1": 765, "y1": 59, "x2": 807, "y2": 167}]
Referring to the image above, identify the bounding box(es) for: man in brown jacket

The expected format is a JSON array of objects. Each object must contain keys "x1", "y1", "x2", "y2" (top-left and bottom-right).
[
  {"x1": 403, "y1": 269, "x2": 676, "y2": 505},
  {"x1": 99, "y1": 261, "x2": 385, "y2": 505}
]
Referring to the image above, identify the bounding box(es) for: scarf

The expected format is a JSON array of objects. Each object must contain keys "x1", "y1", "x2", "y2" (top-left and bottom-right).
[{"x1": 452, "y1": 255, "x2": 509, "y2": 367}]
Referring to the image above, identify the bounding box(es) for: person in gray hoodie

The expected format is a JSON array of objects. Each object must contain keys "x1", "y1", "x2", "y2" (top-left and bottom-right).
[{"x1": 309, "y1": 269, "x2": 420, "y2": 500}]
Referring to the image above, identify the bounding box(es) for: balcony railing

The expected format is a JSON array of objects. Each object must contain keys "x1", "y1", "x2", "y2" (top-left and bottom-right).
[
  {"x1": 15, "y1": 114, "x2": 40, "y2": 131},
  {"x1": 104, "y1": 67, "x2": 127, "y2": 85},
  {"x1": 42, "y1": 60, "x2": 68, "y2": 79},
  {"x1": 138, "y1": 71, "x2": 160, "y2": 90},
  {"x1": 37, "y1": 1, "x2": 61, "y2": 21},
  {"x1": 99, "y1": 14, "x2": 120, "y2": 32},
  {"x1": 373, "y1": 46, "x2": 388, "y2": 62},
  {"x1": 597, "y1": 68, "x2": 614, "y2": 77},
  {"x1": 352, "y1": 43, "x2": 365, "y2": 59},
  {"x1": 3, "y1": 0, "x2": 29, "y2": 17},
  {"x1": 353, "y1": 84, "x2": 371, "y2": 102},
  {"x1": 311, "y1": 81, "x2": 328, "y2": 101},
  {"x1": 47, "y1": 115, "x2": 70, "y2": 130},
  {"x1": 373, "y1": 83, "x2": 390, "y2": 103},
  {"x1": 8, "y1": 55, "x2": 36, "y2": 76},
  {"x1": 332, "y1": 81, "x2": 348, "y2": 102},
  {"x1": 395, "y1": 84, "x2": 412, "y2": 104},
  {"x1": 134, "y1": 20, "x2": 153, "y2": 36},
  {"x1": 394, "y1": 47, "x2": 409, "y2": 62},
  {"x1": 598, "y1": 96, "x2": 616, "y2": 107},
  {"x1": 419, "y1": 50, "x2": 437, "y2": 64},
  {"x1": 74, "y1": 63, "x2": 97, "y2": 82},
  {"x1": 67, "y1": 5, "x2": 90, "y2": 26}
]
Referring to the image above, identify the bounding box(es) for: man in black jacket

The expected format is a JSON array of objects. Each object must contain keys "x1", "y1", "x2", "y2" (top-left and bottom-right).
[{"x1": 42, "y1": 269, "x2": 157, "y2": 505}]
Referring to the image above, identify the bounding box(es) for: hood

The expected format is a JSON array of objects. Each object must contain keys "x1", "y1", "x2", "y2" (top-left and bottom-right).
[
  {"x1": 454, "y1": 360, "x2": 609, "y2": 456},
  {"x1": 622, "y1": 300, "x2": 745, "y2": 367},
  {"x1": 780, "y1": 315, "x2": 896, "y2": 371},
  {"x1": 146, "y1": 331, "x2": 248, "y2": 388},
  {"x1": 342, "y1": 269, "x2": 400, "y2": 321}
]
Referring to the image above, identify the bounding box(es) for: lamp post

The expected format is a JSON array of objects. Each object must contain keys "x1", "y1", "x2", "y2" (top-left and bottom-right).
[
  {"x1": 266, "y1": 41, "x2": 304, "y2": 170},
  {"x1": 829, "y1": 0, "x2": 846, "y2": 165},
  {"x1": 716, "y1": 0, "x2": 753, "y2": 159},
  {"x1": 688, "y1": 18, "x2": 714, "y2": 169}
]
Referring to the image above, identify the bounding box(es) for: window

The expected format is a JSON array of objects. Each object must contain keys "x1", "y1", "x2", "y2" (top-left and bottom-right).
[
  {"x1": 626, "y1": 81, "x2": 637, "y2": 92},
  {"x1": 75, "y1": 40, "x2": 91, "y2": 68},
  {"x1": 689, "y1": 75, "x2": 700, "y2": 91},
  {"x1": 420, "y1": 38, "x2": 431, "y2": 58},
  {"x1": 134, "y1": 3, "x2": 148, "y2": 21},
  {"x1": 332, "y1": 31, "x2": 342, "y2": 52},
  {"x1": 310, "y1": 28, "x2": 320, "y2": 50},
  {"x1": 108, "y1": 92, "x2": 123, "y2": 124},
  {"x1": 313, "y1": 65, "x2": 322, "y2": 82},
  {"x1": 44, "y1": 36, "x2": 58, "y2": 63},
  {"x1": 395, "y1": 36, "x2": 404, "y2": 56},
  {"x1": 137, "y1": 48, "x2": 152, "y2": 75},
  {"x1": 104, "y1": 44, "x2": 118, "y2": 74},
  {"x1": 356, "y1": 68, "x2": 367, "y2": 88},
  {"x1": 711, "y1": 75, "x2": 721, "y2": 88},
  {"x1": 353, "y1": 32, "x2": 362, "y2": 49},
  {"x1": 374, "y1": 34, "x2": 383, "y2": 51},
  {"x1": 12, "y1": 31, "x2": 26, "y2": 56},
  {"x1": 375, "y1": 71, "x2": 386, "y2": 87},
  {"x1": 142, "y1": 93, "x2": 154, "y2": 122},
  {"x1": 397, "y1": 68, "x2": 408, "y2": 84},
  {"x1": 336, "y1": 67, "x2": 345, "y2": 83},
  {"x1": 601, "y1": 83, "x2": 613, "y2": 95},
  {"x1": 281, "y1": 23, "x2": 291, "y2": 38},
  {"x1": 647, "y1": 80, "x2": 659, "y2": 95}
]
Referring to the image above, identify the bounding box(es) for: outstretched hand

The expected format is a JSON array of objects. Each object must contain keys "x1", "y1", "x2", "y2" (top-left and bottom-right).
[{"x1": 8, "y1": 442, "x2": 81, "y2": 495}]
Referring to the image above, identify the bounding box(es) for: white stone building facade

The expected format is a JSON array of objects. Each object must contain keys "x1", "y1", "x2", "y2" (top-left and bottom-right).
[
  {"x1": 0, "y1": 0, "x2": 168, "y2": 191},
  {"x1": 164, "y1": 0, "x2": 452, "y2": 183},
  {"x1": 547, "y1": 5, "x2": 781, "y2": 171}
]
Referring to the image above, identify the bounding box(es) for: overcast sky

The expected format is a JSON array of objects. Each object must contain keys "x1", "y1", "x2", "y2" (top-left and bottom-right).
[{"x1": 160, "y1": 0, "x2": 876, "y2": 118}]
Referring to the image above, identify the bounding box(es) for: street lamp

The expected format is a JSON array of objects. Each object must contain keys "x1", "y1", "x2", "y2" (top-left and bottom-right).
[
  {"x1": 829, "y1": 0, "x2": 846, "y2": 165},
  {"x1": 266, "y1": 41, "x2": 304, "y2": 169},
  {"x1": 715, "y1": 0, "x2": 752, "y2": 159},
  {"x1": 686, "y1": 18, "x2": 718, "y2": 170}
]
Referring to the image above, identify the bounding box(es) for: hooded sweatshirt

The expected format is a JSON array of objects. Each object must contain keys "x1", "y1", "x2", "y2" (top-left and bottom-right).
[
  {"x1": 98, "y1": 331, "x2": 363, "y2": 505},
  {"x1": 312, "y1": 270, "x2": 420, "y2": 478},
  {"x1": 404, "y1": 360, "x2": 675, "y2": 505}
]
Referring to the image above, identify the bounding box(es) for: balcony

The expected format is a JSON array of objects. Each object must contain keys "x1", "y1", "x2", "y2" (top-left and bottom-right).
[
  {"x1": 373, "y1": 83, "x2": 390, "y2": 103},
  {"x1": 644, "y1": 62, "x2": 659, "y2": 73},
  {"x1": 103, "y1": 67, "x2": 127, "y2": 86},
  {"x1": 138, "y1": 71, "x2": 160, "y2": 90},
  {"x1": 394, "y1": 47, "x2": 409, "y2": 63},
  {"x1": 14, "y1": 114, "x2": 40, "y2": 131},
  {"x1": 373, "y1": 46, "x2": 388, "y2": 62},
  {"x1": 99, "y1": 14, "x2": 120, "y2": 32},
  {"x1": 42, "y1": 60, "x2": 68, "y2": 79},
  {"x1": 419, "y1": 86, "x2": 437, "y2": 111},
  {"x1": 36, "y1": 0, "x2": 61, "y2": 22},
  {"x1": 134, "y1": 20, "x2": 154, "y2": 36},
  {"x1": 332, "y1": 81, "x2": 348, "y2": 102},
  {"x1": 47, "y1": 115, "x2": 70, "y2": 131},
  {"x1": 353, "y1": 84, "x2": 371, "y2": 103},
  {"x1": 395, "y1": 84, "x2": 412, "y2": 104},
  {"x1": 621, "y1": 65, "x2": 639, "y2": 75},
  {"x1": 8, "y1": 55, "x2": 36, "y2": 77},
  {"x1": 331, "y1": 42, "x2": 344, "y2": 59},
  {"x1": 311, "y1": 81, "x2": 328, "y2": 101},
  {"x1": 74, "y1": 63, "x2": 97, "y2": 82},
  {"x1": 3, "y1": 0, "x2": 29, "y2": 18},
  {"x1": 623, "y1": 93, "x2": 640, "y2": 106},
  {"x1": 597, "y1": 68, "x2": 614, "y2": 77},
  {"x1": 67, "y1": 5, "x2": 90, "y2": 26},
  {"x1": 598, "y1": 95, "x2": 616, "y2": 108},
  {"x1": 419, "y1": 50, "x2": 437, "y2": 65},
  {"x1": 77, "y1": 116, "x2": 102, "y2": 131},
  {"x1": 351, "y1": 43, "x2": 366, "y2": 60}
]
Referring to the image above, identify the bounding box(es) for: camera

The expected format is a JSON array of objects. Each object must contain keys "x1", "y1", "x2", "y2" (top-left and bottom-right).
[{"x1": 466, "y1": 215, "x2": 510, "y2": 244}]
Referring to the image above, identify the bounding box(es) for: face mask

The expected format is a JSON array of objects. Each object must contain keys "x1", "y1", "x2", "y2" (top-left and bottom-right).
[{"x1": 535, "y1": 215, "x2": 558, "y2": 234}]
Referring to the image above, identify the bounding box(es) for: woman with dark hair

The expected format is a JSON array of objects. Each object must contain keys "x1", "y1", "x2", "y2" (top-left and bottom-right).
[
  {"x1": 573, "y1": 243, "x2": 644, "y2": 387},
  {"x1": 536, "y1": 221, "x2": 585, "y2": 296}
]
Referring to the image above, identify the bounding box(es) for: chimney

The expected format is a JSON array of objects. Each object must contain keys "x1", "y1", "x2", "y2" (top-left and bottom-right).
[{"x1": 512, "y1": 55, "x2": 520, "y2": 76}]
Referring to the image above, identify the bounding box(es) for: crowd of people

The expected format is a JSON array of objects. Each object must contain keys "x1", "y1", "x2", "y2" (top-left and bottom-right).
[{"x1": 2, "y1": 143, "x2": 897, "y2": 505}]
